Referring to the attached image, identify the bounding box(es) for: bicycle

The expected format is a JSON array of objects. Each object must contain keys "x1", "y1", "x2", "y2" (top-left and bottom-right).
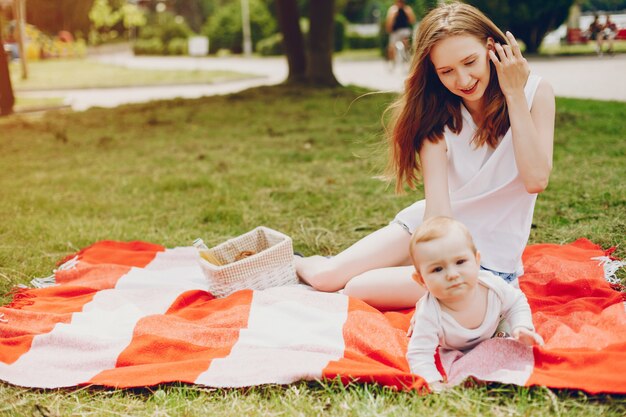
[
  {"x1": 394, "y1": 37, "x2": 411, "y2": 68},
  {"x1": 388, "y1": 33, "x2": 412, "y2": 73}
]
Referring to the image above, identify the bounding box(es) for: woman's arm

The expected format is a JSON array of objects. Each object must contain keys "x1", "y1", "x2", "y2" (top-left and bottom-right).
[
  {"x1": 506, "y1": 79, "x2": 555, "y2": 193},
  {"x1": 385, "y1": 6, "x2": 397, "y2": 34},
  {"x1": 405, "y1": 6, "x2": 417, "y2": 25},
  {"x1": 490, "y1": 32, "x2": 555, "y2": 194},
  {"x1": 419, "y1": 138, "x2": 452, "y2": 219}
]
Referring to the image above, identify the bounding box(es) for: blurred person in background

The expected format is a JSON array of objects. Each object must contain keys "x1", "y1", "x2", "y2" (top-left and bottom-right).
[
  {"x1": 385, "y1": 0, "x2": 417, "y2": 62},
  {"x1": 599, "y1": 14, "x2": 618, "y2": 55}
]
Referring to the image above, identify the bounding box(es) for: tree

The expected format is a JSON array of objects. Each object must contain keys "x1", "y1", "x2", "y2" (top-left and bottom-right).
[
  {"x1": 275, "y1": 0, "x2": 306, "y2": 83},
  {"x1": 89, "y1": 0, "x2": 146, "y2": 41},
  {"x1": 580, "y1": 0, "x2": 626, "y2": 11},
  {"x1": 275, "y1": 0, "x2": 339, "y2": 86},
  {"x1": 0, "y1": 18, "x2": 15, "y2": 116},
  {"x1": 120, "y1": 3, "x2": 147, "y2": 37},
  {"x1": 27, "y1": 0, "x2": 96, "y2": 36},
  {"x1": 306, "y1": 0, "x2": 339, "y2": 85},
  {"x1": 344, "y1": 1, "x2": 426, "y2": 23},
  {"x1": 202, "y1": 0, "x2": 276, "y2": 53},
  {"x1": 89, "y1": 0, "x2": 122, "y2": 32},
  {"x1": 172, "y1": 0, "x2": 204, "y2": 33},
  {"x1": 423, "y1": 0, "x2": 439, "y2": 11},
  {"x1": 465, "y1": 0, "x2": 576, "y2": 53}
]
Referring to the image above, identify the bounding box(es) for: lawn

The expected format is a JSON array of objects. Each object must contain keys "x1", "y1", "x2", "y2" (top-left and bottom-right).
[
  {"x1": 0, "y1": 85, "x2": 624, "y2": 416},
  {"x1": 539, "y1": 40, "x2": 626, "y2": 56},
  {"x1": 335, "y1": 40, "x2": 626, "y2": 60},
  {"x1": 9, "y1": 58, "x2": 255, "y2": 91},
  {"x1": 13, "y1": 96, "x2": 67, "y2": 112},
  {"x1": 7, "y1": 57, "x2": 257, "y2": 116}
]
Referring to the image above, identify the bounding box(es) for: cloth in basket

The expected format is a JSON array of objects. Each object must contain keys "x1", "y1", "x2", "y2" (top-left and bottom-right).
[{"x1": 197, "y1": 226, "x2": 298, "y2": 297}]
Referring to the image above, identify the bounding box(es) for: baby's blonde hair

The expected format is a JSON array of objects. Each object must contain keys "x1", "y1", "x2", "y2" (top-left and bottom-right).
[{"x1": 409, "y1": 217, "x2": 477, "y2": 265}]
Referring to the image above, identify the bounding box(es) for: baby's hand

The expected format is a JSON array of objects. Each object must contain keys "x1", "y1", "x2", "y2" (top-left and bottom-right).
[{"x1": 512, "y1": 327, "x2": 544, "y2": 346}]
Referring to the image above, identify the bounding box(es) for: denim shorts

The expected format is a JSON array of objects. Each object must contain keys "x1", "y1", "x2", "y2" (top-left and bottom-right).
[{"x1": 480, "y1": 265, "x2": 518, "y2": 284}]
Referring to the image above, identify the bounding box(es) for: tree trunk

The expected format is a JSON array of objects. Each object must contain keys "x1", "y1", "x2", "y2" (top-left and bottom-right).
[
  {"x1": 519, "y1": 25, "x2": 544, "y2": 54},
  {"x1": 0, "y1": 19, "x2": 15, "y2": 116},
  {"x1": 173, "y1": 0, "x2": 204, "y2": 33},
  {"x1": 275, "y1": 0, "x2": 307, "y2": 84},
  {"x1": 306, "y1": 0, "x2": 339, "y2": 86}
]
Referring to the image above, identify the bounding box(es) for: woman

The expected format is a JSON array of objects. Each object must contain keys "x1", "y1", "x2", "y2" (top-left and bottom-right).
[
  {"x1": 296, "y1": 2, "x2": 555, "y2": 310},
  {"x1": 385, "y1": 0, "x2": 417, "y2": 63}
]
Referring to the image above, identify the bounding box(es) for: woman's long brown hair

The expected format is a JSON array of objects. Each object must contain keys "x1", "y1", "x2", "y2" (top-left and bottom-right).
[{"x1": 385, "y1": 2, "x2": 509, "y2": 193}]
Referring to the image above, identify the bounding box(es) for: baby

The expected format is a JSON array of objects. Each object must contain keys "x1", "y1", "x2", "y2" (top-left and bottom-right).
[{"x1": 406, "y1": 216, "x2": 543, "y2": 389}]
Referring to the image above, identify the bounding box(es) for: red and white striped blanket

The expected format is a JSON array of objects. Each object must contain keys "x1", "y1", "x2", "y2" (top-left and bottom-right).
[{"x1": 1, "y1": 239, "x2": 625, "y2": 393}]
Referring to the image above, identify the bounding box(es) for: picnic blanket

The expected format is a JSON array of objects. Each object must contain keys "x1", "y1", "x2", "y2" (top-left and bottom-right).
[{"x1": 1, "y1": 238, "x2": 625, "y2": 393}]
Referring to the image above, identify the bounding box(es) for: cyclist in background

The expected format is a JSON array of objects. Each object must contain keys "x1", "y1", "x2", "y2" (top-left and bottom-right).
[
  {"x1": 385, "y1": 0, "x2": 417, "y2": 63},
  {"x1": 600, "y1": 14, "x2": 618, "y2": 55}
]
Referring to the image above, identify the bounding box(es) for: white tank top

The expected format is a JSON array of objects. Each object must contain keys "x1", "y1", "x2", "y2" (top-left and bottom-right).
[{"x1": 394, "y1": 74, "x2": 543, "y2": 274}]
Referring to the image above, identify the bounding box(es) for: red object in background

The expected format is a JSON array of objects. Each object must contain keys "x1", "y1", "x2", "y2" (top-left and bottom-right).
[
  {"x1": 57, "y1": 31, "x2": 74, "y2": 43},
  {"x1": 566, "y1": 28, "x2": 588, "y2": 44},
  {"x1": 616, "y1": 28, "x2": 626, "y2": 40}
]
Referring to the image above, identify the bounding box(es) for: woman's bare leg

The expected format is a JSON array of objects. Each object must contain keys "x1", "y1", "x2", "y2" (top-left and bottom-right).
[
  {"x1": 295, "y1": 223, "x2": 411, "y2": 292},
  {"x1": 343, "y1": 265, "x2": 425, "y2": 310}
]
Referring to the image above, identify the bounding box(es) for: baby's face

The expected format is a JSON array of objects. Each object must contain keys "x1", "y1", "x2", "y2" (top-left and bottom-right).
[{"x1": 411, "y1": 229, "x2": 480, "y2": 304}]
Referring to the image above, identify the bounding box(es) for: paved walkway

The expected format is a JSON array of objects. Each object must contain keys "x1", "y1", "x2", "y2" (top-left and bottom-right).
[{"x1": 17, "y1": 52, "x2": 626, "y2": 111}]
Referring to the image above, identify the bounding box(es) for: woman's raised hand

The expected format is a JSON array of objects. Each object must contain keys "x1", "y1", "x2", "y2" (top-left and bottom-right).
[{"x1": 488, "y1": 31, "x2": 530, "y2": 97}]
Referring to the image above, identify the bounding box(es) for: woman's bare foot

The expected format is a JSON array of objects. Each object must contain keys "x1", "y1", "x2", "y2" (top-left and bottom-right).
[{"x1": 295, "y1": 255, "x2": 343, "y2": 292}]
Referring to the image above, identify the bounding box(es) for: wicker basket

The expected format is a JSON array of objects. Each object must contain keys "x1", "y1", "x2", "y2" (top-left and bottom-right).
[{"x1": 197, "y1": 226, "x2": 298, "y2": 298}]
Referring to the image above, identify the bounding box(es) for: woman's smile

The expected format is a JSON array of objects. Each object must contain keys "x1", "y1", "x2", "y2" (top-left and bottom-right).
[
  {"x1": 460, "y1": 80, "x2": 478, "y2": 95},
  {"x1": 430, "y1": 35, "x2": 491, "y2": 103}
]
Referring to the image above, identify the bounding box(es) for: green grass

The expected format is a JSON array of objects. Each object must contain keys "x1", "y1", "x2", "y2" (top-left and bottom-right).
[
  {"x1": 14, "y1": 96, "x2": 66, "y2": 112},
  {"x1": 0, "y1": 85, "x2": 624, "y2": 415},
  {"x1": 333, "y1": 41, "x2": 626, "y2": 62},
  {"x1": 335, "y1": 48, "x2": 383, "y2": 61},
  {"x1": 1, "y1": 381, "x2": 624, "y2": 416},
  {"x1": 539, "y1": 40, "x2": 626, "y2": 56},
  {"x1": 9, "y1": 58, "x2": 255, "y2": 91}
]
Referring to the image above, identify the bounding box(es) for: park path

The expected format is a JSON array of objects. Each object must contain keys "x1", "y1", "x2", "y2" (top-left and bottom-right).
[{"x1": 18, "y1": 51, "x2": 626, "y2": 111}]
